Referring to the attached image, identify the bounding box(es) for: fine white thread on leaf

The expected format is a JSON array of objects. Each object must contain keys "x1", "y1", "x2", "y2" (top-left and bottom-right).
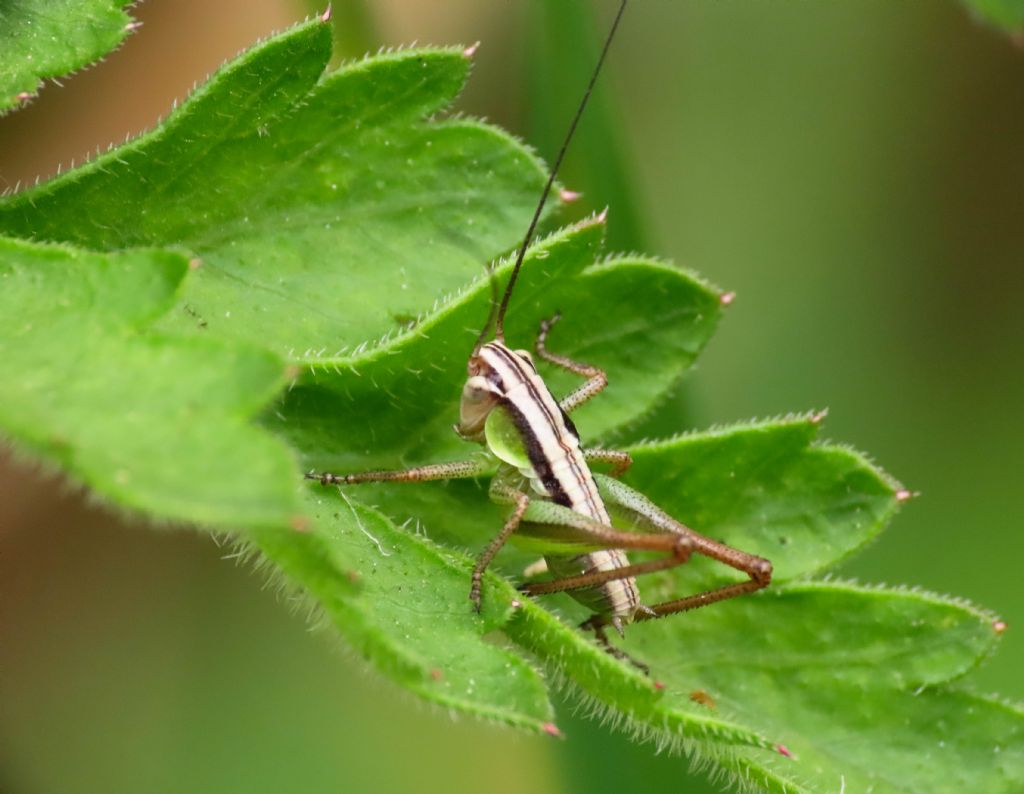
[{"x1": 338, "y1": 488, "x2": 392, "y2": 557}]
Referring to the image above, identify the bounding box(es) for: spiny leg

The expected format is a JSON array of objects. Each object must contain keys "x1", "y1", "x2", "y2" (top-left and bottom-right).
[
  {"x1": 515, "y1": 501, "x2": 692, "y2": 597},
  {"x1": 307, "y1": 460, "x2": 529, "y2": 613},
  {"x1": 584, "y1": 448, "x2": 633, "y2": 478},
  {"x1": 534, "y1": 312, "x2": 608, "y2": 414},
  {"x1": 509, "y1": 498, "x2": 693, "y2": 673},
  {"x1": 475, "y1": 480, "x2": 683, "y2": 613},
  {"x1": 519, "y1": 550, "x2": 687, "y2": 597},
  {"x1": 471, "y1": 479, "x2": 531, "y2": 612},
  {"x1": 305, "y1": 457, "x2": 491, "y2": 486},
  {"x1": 514, "y1": 510, "x2": 689, "y2": 674},
  {"x1": 517, "y1": 458, "x2": 625, "y2": 579},
  {"x1": 593, "y1": 473, "x2": 773, "y2": 616},
  {"x1": 638, "y1": 579, "x2": 767, "y2": 622}
]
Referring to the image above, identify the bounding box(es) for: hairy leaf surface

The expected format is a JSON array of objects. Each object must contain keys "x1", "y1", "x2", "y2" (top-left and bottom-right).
[
  {"x1": 0, "y1": 18, "x2": 1020, "y2": 793},
  {"x1": 0, "y1": 236, "x2": 297, "y2": 528},
  {"x1": 0, "y1": 0, "x2": 134, "y2": 113},
  {"x1": 0, "y1": 17, "x2": 554, "y2": 356}
]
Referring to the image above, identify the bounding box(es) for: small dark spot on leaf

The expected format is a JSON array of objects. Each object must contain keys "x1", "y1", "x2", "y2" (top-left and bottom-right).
[{"x1": 182, "y1": 303, "x2": 208, "y2": 328}]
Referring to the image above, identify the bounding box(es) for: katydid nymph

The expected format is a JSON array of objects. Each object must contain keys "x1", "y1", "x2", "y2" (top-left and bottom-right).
[{"x1": 307, "y1": 0, "x2": 771, "y2": 669}]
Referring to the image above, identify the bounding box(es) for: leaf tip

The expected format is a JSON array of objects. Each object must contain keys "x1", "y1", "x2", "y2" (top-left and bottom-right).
[
  {"x1": 719, "y1": 290, "x2": 737, "y2": 307},
  {"x1": 596, "y1": 206, "x2": 609, "y2": 225},
  {"x1": 124, "y1": 21, "x2": 144, "y2": 33},
  {"x1": 462, "y1": 41, "x2": 481, "y2": 59},
  {"x1": 559, "y1": 187, "x2": 583, "y2": 203},
  {"x1": 541, "y1": 722, "x2": 563, "y2": 738},
  {"x1": 993, "y1": 619, "x2": 1008, "y2": 635},
  {"x1": 809, "y1": 408, "x2": 828, "y2": 425},
  {"x1": 15, "y1": 92, "x2": 33, "y2": 103},
  {"x1": 319, "y1": 5, "x2": 332, "y2": 23},
  {"x1": 895, "y1": 488, "x2": 917, "y2": 503}
]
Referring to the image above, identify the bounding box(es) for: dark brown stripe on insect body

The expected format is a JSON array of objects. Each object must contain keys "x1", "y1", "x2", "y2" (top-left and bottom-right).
[
  {"x1": 484, "y1": 344, "x2": 605, "y2": 520},
  {"x1": 501, "y1": 400, "x2": 572, "y2": 507},
  {"x1": 510, "y1": 351, "x2": 602, "y2": 518},
  {"x1": 484, "y1": 366, "x2": 506, "y2": 393},
  {"x1": 489, "y1": 346, "x2": 579, "y2": 471},
  {"x1": 479, "y1": 349, "x2": 571, "y2": 504},
  {"x1": 559, "y1": 407, "x2": 580, "y2": 441}
]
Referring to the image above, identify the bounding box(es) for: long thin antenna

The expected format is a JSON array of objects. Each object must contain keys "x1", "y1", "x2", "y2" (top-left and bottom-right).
[
  {"x1": 492, "y1": 0, "x2": 628, "y2": 341},
  {"x1": 470, "y1": 262, "x2": 502, "y2": 355}
]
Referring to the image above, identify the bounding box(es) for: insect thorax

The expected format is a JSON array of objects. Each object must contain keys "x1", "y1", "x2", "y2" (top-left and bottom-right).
[{"x1": 474, "y1": 342, "x2": 607, "y2": 521}]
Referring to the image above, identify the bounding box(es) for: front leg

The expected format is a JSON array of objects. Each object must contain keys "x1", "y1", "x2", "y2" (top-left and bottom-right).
[
  {"x1": 584, "y1": 448, "x2": 632, "y2": 478},
  {"x1": 471, "y1": 479, "x2": 531, "y2": 612},
  {"x1": 306, "y1": 457, "x2": 491, "y2": 486},
  {"x1": 534, "y1": 313, "x2": 608, "y2": 414}
]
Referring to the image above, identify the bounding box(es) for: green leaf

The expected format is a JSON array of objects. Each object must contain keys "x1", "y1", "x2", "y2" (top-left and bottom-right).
[
  {"x1": 303, "y1": 0, "x2": 379, "y2": 62},
  {"x1": 621, "y1": 415, "x2": 901, "y2": 590},
  {"x1": 0, "y1": 235, "x2": 299, "y2": 529},
  {"x1": 723, "y1": 685, "x2": 1023, "y2": 794},
  {"x1": 269, "y1": 219, "x2": 724, "y2": 477},
  {"x1": 515, "y1": 580, "x2": 1016, "y2": 791},
  {"x1": 961, "y1": 0, "x2": 1024, "y2": 37},
  {"x1": 0, "y1": 0, "x2": 134, "y2": 113},
  {"x1": 629, "y1": 581, "x2": 1000, "y2": 690},
  {"x1": 1, "y1": 17, "x2": 1021, "y2": 793},
  {"x1": 506, "y1": 594, "x2": 778, "y2": 751},
  {"x1": 249, "y1": 484, "x2": 555, "y2": 731},
  {"x1": 0, "y1": 16, "x2": 555, "y2": 358}
]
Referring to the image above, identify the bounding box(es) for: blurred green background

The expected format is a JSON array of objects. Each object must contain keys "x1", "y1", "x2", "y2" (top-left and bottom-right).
[{"x1": 1, "y1": 2, "x2": 1021, "y2": 792}]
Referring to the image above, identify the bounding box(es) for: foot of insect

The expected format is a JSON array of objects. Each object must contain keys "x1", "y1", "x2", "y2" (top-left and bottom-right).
[
  {"x1": 581, "y1": 615, "x2": 650, "y2": 675},
  {"x1": 469, "y1": 572, "x2": 483, "y2": 613}
]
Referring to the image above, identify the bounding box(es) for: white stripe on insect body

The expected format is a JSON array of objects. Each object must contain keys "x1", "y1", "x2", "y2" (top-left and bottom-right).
[
  {"x1": 480, "y1": 342, "x2": 608, "y2": 523},
  {"x1": 479, "y1": 341, "x2": 640, "y2": 620}
]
